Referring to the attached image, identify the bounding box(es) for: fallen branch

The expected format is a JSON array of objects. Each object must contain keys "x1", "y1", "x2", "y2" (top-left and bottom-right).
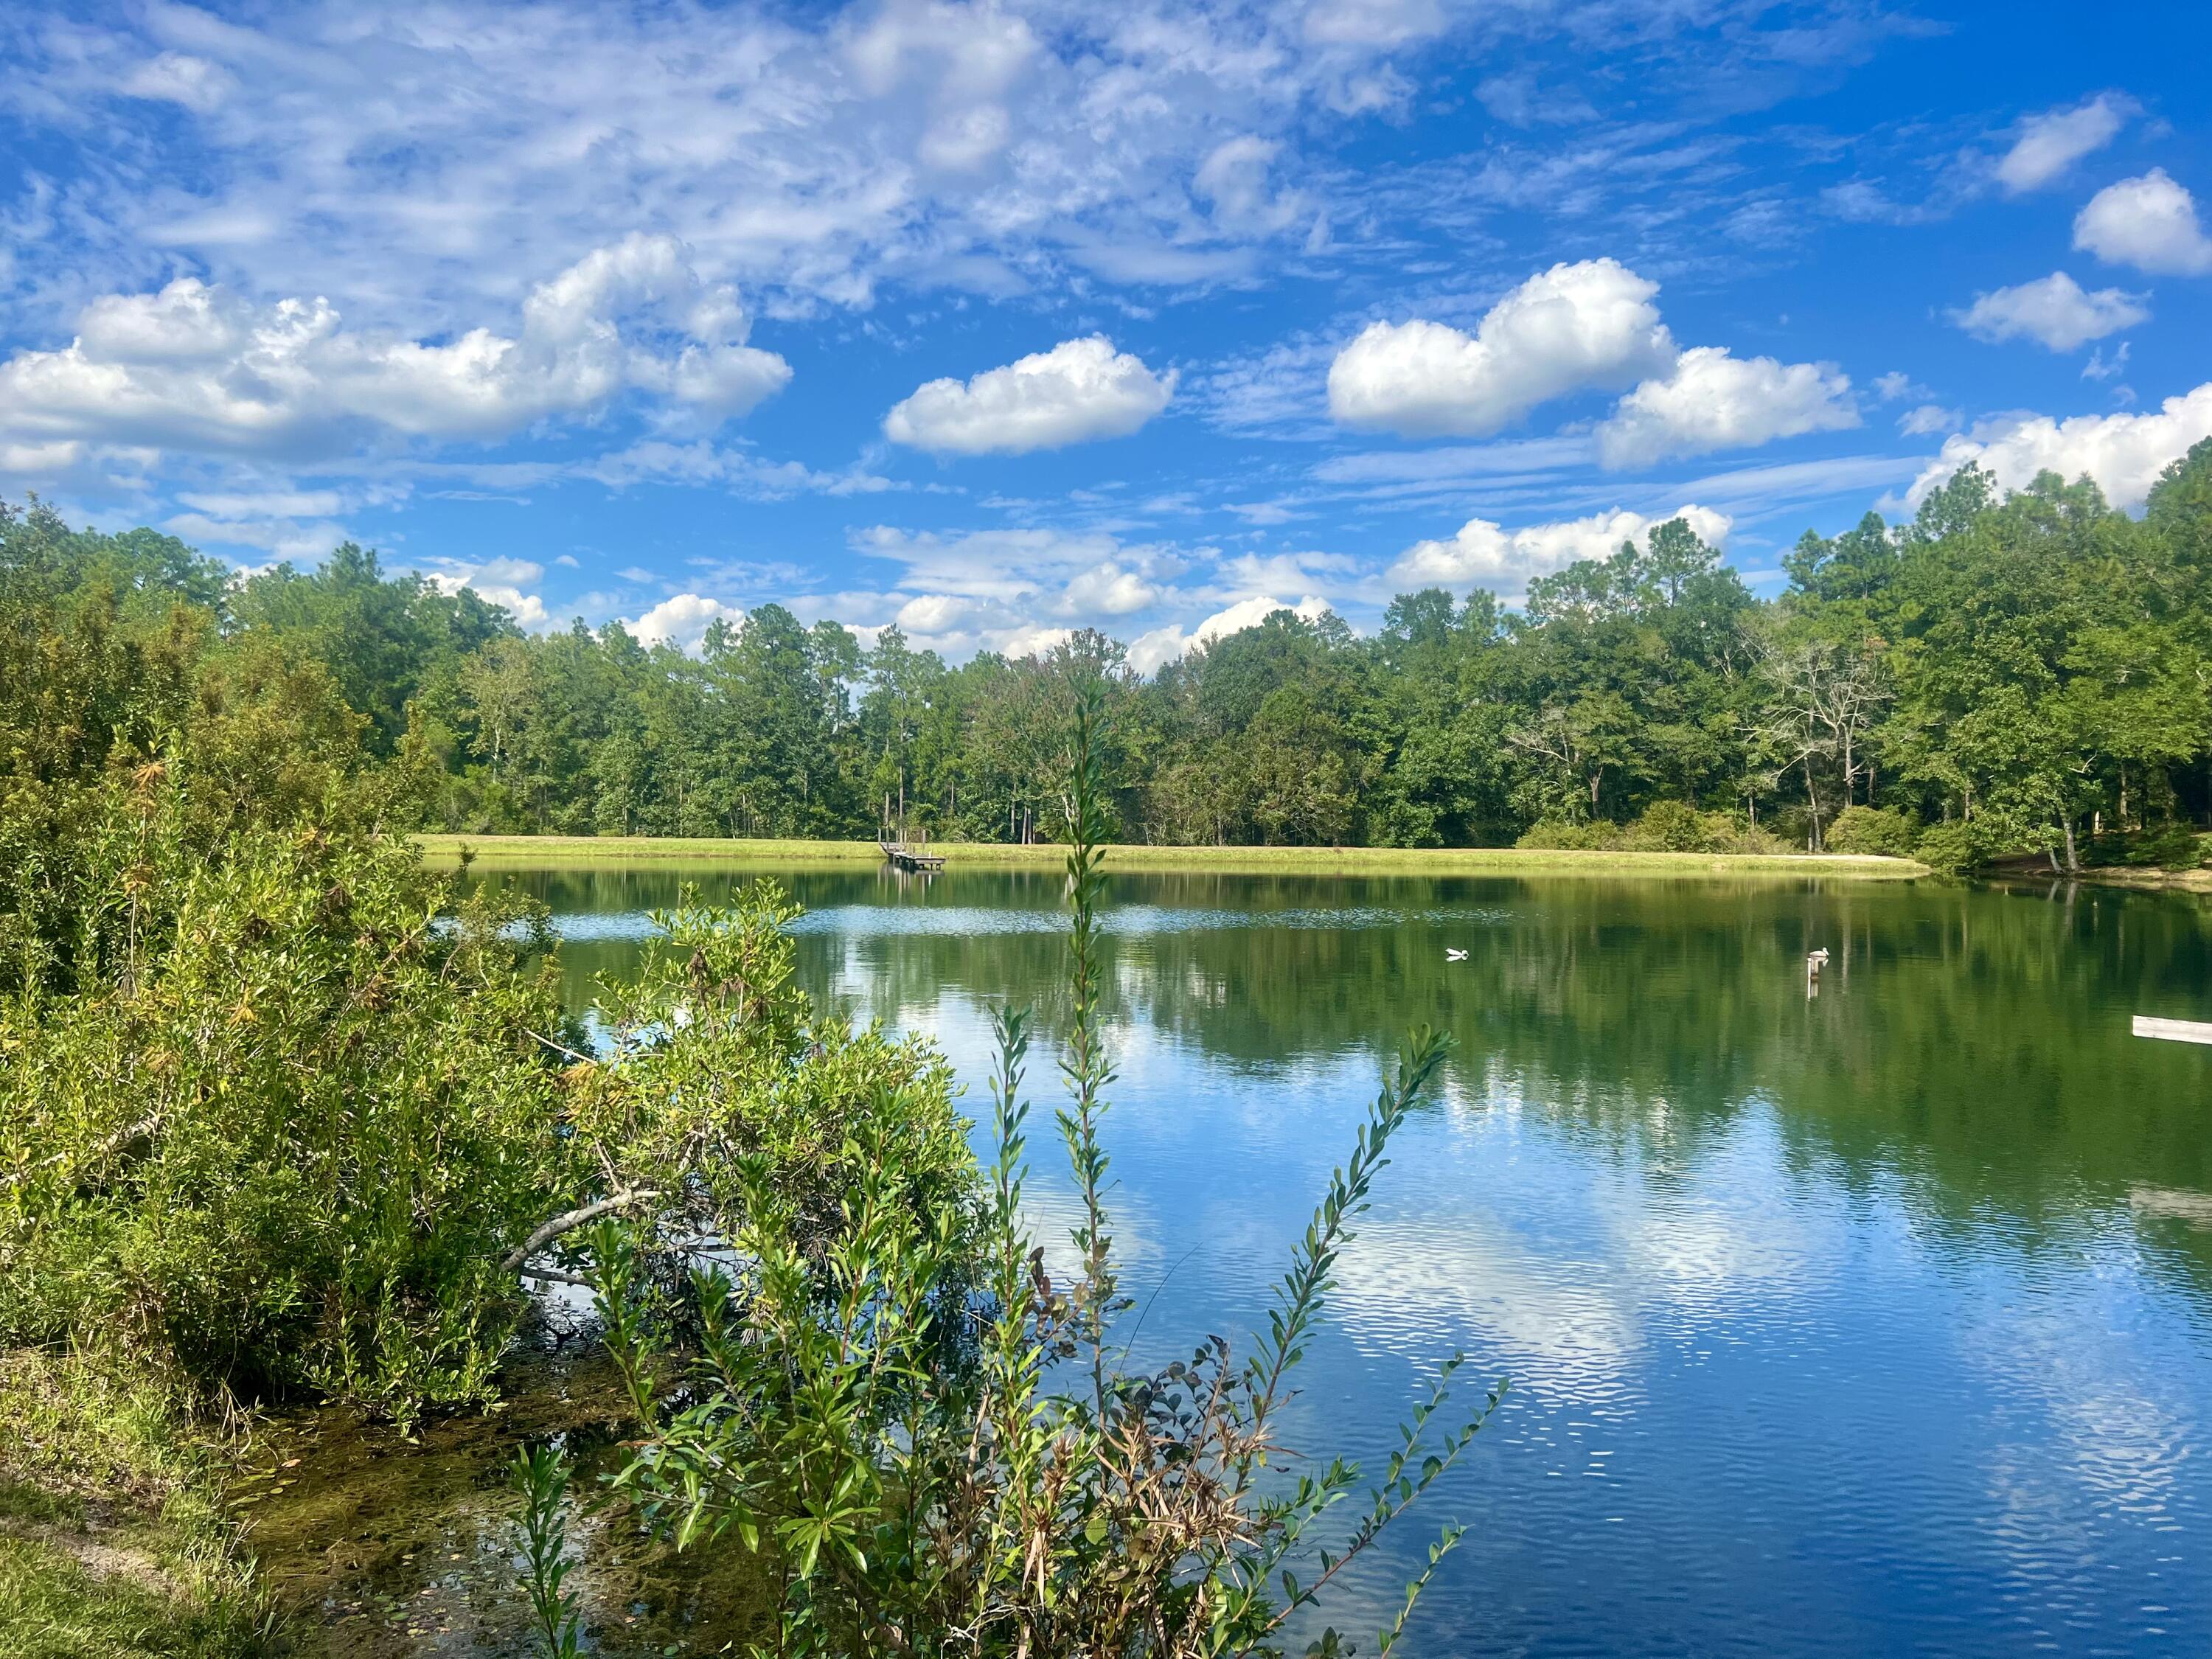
[
  {"x1": 501, "y1": 1187, "x2": 662, "y2": 1276},
  {"x1": 526, "y1": 1029, "x2": 595, "y2": 1065}
]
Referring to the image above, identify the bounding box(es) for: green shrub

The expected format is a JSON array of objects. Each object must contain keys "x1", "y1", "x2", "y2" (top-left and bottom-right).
[
  {"x1": 1913, "y1": 820, "x2": 1985, "y2": 875},
  {"x1": 559, "y1": 878, "x2": 973, "y2": 1269},
  {"x1": 1709, "y1": 818, "x2": 1795, "y2": 855},
  {"x1": 1621, "y1": 801, "x2": 1714, "y2": 852},
  {"x1": 0, "y1": 778, "x2": 579, "y2": 1425},
  {"x1": 1515, "y1": 818, "x2": 1605, "y2": 849},
  {"x1": 1764, "y1": 806, "x2": 1815, "y2": 852},
  {"x1": 1826, "y1": 805, "x2": 1920, "y2": 858},
  {"x1": 1521, "y1": 804, "x2": 1792, "y2": 856},
  {"x1": 2121, "y1": 821, "x2": 2207, "y2": 869},
  {"x1": 584, "y1": 684, "x2": 1498, "y2": 1658}
]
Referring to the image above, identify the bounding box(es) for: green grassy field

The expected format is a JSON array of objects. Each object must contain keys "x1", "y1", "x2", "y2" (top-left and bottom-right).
[{"x1": 416, "y1": 833, "x2": 1929, "y2": 880}]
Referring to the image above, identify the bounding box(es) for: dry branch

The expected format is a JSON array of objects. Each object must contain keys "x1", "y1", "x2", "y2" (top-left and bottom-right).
[{"x1": 500, "y1": 1186, "x2": 661, "y2": 1276}]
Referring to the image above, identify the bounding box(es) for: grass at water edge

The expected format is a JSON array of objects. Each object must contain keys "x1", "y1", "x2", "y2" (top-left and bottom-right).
[
  {"x1": 416, "y1": 832, "x2": 1930, "y2": 880},
  {"x1": 0, "y1": 1348, "x2": 273, "y2": 1659}
]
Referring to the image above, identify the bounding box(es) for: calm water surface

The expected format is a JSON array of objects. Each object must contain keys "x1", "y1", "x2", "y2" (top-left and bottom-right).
[{"x1": 476, "y1": 862, "x2": 2212, "y2": 1657}]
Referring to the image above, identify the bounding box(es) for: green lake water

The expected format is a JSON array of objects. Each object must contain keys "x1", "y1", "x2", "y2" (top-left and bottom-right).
[{"x1": 336, "y1": 862, "x2": 2212, "y2": 1655}]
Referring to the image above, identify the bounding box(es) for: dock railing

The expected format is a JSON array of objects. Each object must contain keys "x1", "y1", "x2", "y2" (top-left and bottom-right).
[{"x1": 879, "y1": 824, "x2": 946, "y2": 872}]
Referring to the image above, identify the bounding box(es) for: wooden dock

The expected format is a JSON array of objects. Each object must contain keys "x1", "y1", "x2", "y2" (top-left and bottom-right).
[{"x1": 879, "y1": 833, "x2": 945, "y2": 872}]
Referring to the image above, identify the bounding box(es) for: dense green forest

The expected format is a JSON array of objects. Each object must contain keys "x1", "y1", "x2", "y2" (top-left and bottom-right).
[{"x1": 10, "y1": 445, "x2": 2212, "y2": 873}]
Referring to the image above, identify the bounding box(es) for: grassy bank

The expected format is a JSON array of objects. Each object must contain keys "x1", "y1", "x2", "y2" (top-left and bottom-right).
[
  {"x1": 0, "y1": 1349, "x2": 271, "y2": 1659},
  {"x1": 417, "y1": 832, "x2": 1929, "y2": 880}
]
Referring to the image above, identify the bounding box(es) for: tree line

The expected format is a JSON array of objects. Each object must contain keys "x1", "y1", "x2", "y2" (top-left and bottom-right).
[{"x1": 10, "y1": 439, "x2": 2212, "y2": 873}]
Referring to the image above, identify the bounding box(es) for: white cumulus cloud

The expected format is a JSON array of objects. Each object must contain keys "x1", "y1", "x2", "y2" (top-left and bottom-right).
[
  {"x1": 1127, "y1": 594, "x2": 1331, "y2": 675},
  {"x1": 838, "y1": 524, "x2": 1192, "y2": 660},
  {"x1": 1907, "y1": 383, "x2": 2212, "y2": 513},
  {"x1": 1125, "y1": 627, "x2": 1193, "y2": 676},
  {"x1": 883, "y1": 336, "x2": 1175, "y2": 456},
  {"x1": 1951, "y1": 271, "x2": 2149, "y2": 352},
  {"x1": 0, "y1": 234, "x2": 790, "y2": 465},
  {"x1": 1388, "y1": 505, "x2": 1731, "y2": 599},
  {"x1": 995, "y1": 625, "x2": 1077, "y2": 661},
  {"x1": 2073, "y1": 170, "x2": 2212, "y2": 276},
  {"x1": 1326, "y1": 259, "x2": 1675, "y2": 437},
  {"x1": 1061, "y1": 562, "x2": 1161, "y2": 616},
  {"x1": 1194, "y1": 593, "x2": 1332, "y2": 644},
  {"x1": 894, "y1": 594, "x2": 978, "y2": 636},
  {"x1": 628, "y1": 593, "x2": 746, "y2": 652},
  {"x1": 424, "y1": 557, "x2": 553, "y2": 629},
  {"x1": 1596, "y1": 348, "x2": 1856, "y2": 469},
  {"x1": 1995, "y1": 94, "x2": 2132, "y2": 193}
]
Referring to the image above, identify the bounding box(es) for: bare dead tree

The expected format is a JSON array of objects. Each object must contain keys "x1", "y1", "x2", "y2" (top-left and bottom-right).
[{"x1": 1751, "y1": 631, "x2": 1891, "y2": 851}]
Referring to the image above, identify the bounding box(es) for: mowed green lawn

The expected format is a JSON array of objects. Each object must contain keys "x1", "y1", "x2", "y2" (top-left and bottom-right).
[{"x1": 416, "y1": 833, "x2": 1928, "y2": 879}]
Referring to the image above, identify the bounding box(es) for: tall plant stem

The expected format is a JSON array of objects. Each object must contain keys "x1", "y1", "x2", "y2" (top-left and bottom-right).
[{"x1": 1056, "y1": 678, "x2": 1119, "y2": 1421}]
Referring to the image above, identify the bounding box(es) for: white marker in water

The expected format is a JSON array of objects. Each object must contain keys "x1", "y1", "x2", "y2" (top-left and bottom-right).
[{"x1": 2133, "y1": 1015, "x2": 2212, "y2": 1046}]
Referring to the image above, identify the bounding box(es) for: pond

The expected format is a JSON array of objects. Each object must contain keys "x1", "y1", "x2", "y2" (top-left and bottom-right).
[{"x1": 283, "y1": 861, "x2": 2212, "y2": 1655}]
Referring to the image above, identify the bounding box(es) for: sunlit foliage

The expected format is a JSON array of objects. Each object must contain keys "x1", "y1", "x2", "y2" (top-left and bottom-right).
[{"x1": 571, "y1": 687, "x2": 1498, "y2": 1657}]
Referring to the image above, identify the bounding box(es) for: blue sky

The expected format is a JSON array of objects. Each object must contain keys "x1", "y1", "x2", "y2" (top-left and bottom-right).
[{"x1": 4, "y1": 0, "x2": 2211, "y2": 664}]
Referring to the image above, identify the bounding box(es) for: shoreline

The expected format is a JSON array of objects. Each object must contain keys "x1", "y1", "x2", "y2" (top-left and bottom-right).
[
  {"x1": 2048, "y1": 866, "x2": 2212, "y2": 894},
  {"x1": 417, "y1": 832, "x2": 1931, "y2": 880}
]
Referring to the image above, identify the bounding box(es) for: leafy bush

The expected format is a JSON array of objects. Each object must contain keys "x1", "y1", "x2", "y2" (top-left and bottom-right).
[
  {"x1": 1764, "y1": 805, "x2": 1815, "y2": 852},
  {"x1": 2120, "y1": 821, "x2": 2207, "y2": 869},
  {"x1": 1617, "y1": 801, "x2": 1705, "y2": 852},
  {"x1": 553, "y1": 878, "x2": 974, "y2": 1273},
  {"x1": 1708, "y1": 818, "x2": 1795, "y2": 856},
  {"x1": 0, "y1": 776, "x2": 578, "y2": 1425},
  {"x1": 1518, "y1": 805, "x2": 1788, "y2": 856},
  {"x1": 1913, "y1": 820, "x2": 1986, "y2": 875},
  {"x1": 1825, "y1": 805, "x2": 1920, "y2": 858},
  {"x1": 582, "y1": 686, "x2": 1498, "y2": 1658},
  {"x1": 1515, "y1": 818, "x2": 1604, "y2": 849}
]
